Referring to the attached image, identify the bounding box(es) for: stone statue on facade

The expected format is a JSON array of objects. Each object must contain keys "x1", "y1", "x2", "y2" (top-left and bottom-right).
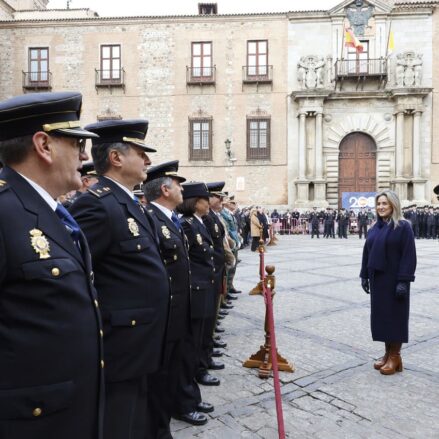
[
  {"x1": 346, "y1": 0, "x2": 374, "y2": 36},
  {"x1": 395, "y1": 52, "x2": 423, "y2": 87},
  {"x1": 297, "y1": 55, "x2": 326, "y2": 89}
]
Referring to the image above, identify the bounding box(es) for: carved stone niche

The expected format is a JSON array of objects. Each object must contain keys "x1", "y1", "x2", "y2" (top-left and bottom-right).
[
  {"x1": 297, "y1": 55, "x2": 326, "y2": 90},
  {"x1": 394, "y1": 52, "x2": 423, "y2": 88}
]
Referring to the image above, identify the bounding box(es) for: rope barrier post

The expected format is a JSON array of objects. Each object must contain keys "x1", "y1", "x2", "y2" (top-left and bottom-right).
[{"x1": 243, "y1": 232, "x2": 294, "y2": 439}]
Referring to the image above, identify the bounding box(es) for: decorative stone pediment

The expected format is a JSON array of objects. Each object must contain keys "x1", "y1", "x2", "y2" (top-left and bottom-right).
[{"x1": 329, "y1": 0, "x2": 391, "y2": 17}]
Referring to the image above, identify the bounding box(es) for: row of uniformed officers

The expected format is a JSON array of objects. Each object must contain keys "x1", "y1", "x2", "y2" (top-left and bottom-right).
[{"x1": 0, "y1": 92, "x2": 241, "y2": 439}]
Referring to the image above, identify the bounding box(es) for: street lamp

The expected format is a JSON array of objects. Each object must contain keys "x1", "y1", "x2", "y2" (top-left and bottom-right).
[{"x1": 225, "y1": 139, "x2": 232, "y2": 159}]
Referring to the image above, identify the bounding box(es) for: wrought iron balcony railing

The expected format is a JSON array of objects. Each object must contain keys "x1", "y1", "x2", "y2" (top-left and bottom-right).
[
  {"x1": 242, "y1": 65, "x2": 273, "y2": 83},
  {"x1": 335, "y1": 58, "x2": 387, "y2": 78},
  {"x1": 95, "y1": 68, "x2": 125, "y2": 88},
  {"x1": 22, "y1": 71, "x2": 52, "y2": 90},
  {"x1": 186, "y1": 66, "x2": 216, "y2": 85}
]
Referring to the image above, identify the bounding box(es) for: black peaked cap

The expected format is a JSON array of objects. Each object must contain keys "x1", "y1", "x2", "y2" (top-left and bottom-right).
[
  {"x1": 146, "y1": 160, "x2": 186, "y2": 183},
  {"x1": 0, "y1": 91, "x2": 98, "y2": 140},
  {"x1": 85, "y1": 119, "x2": 156, "y2": 152},
  {"x1": 182, "y1": 182, "x2": 210, "y2": 200}
]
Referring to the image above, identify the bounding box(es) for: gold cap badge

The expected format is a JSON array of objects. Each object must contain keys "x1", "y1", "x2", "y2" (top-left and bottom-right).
[
  {"x1": 30, "y1": 229, "x2": 50, "y2": 259},
  {"x1": 127, "y1": 218, "x2": 140, "y2": 237}
]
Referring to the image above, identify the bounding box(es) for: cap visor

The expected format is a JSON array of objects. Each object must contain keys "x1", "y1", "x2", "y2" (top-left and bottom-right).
[
  {"x1": 128, "y1": 140, "x2": 157, "y2": 152},
  {"x1": 53, "y1": 127, "x2": 100, "y2": 139}
]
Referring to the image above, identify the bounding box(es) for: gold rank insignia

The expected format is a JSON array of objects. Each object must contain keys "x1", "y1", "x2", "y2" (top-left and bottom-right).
[
  {"x1": 161, "y1": 225, "x2": 171, "y2": 239},
  {"x1": 127, "y1": 218, "x2": 140, "y2": 237},
  {"x1": 214, "y1": 224, "x2": 219, "y2": 233},
  {"x1": 0, "y1": 179, "x2": 6, "y2": 186},
  {"x1": 196, "y1": 233, "x2": 203, "y2": 245},
  {"x1": 30, "y1": 229, "x2": 51, "y2": 259}
]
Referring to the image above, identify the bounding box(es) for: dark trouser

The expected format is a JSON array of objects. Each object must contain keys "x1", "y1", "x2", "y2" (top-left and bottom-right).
[
  {"x1": 413, "y1": 223, "x2": 419, "y2": 238},
  {"x1": 339, "y1": 224, "x2": 348, "y2": 238},
  {"x1": 174, "y1": 318, "x2": 204, "y2": 415},
  {"x1": 148, "y1": 340, "x2": 186, "y2": 439},
  {"x1": 105, "y1": 375, "x2": 148, "y2": 439},
  {"x1": 311, "y1": 225, "x2": 319, "y2": 238},
  {"x1": 427, "y1": 224, "x2": 435, "y2": 239},
  {"x1": 251, "y1": 236, "x2": 260, "y2": 251},
  {"x1": 359, "y1": 223, "x2": 367, "y2": 238}
]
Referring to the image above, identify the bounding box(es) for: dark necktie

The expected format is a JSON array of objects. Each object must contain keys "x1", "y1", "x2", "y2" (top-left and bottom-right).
[
  {"x1": 55, "y1": 203, "x2": 82, "y2": 247},
  {"x1": 171, "y1": 211, "x2": 182, "y2": 231},
  {"x1": 133, "y1": 196, "x2": 145, "y2": 213}
]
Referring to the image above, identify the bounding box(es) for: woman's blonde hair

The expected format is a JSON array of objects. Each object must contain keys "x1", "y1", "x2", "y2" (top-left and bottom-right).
[{"x1": 375, "y1": 190, "x2": 405, "y2": 228}]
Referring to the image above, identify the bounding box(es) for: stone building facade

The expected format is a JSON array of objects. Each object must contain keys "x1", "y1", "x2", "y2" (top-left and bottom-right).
[{"x1": 0, "y1": 0, "x2": 438, "y2": 207}]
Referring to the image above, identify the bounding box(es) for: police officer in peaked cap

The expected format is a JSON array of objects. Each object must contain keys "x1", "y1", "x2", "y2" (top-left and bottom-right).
[
  {"x1": 69, "y1": 119, "x2": 170, "y2": 439},
  {"x1": 0, "y1": 92, "x2": 104, "y2": 439}
]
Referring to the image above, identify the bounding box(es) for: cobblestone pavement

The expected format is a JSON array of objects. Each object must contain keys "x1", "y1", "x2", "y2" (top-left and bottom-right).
[{"x1": 171, "y1": 235, "x2": 439, "y2": 439}]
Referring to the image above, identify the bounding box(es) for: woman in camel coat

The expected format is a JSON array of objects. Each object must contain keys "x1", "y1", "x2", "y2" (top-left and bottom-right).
[{"x1": 250, "y1": 207, "x2": 263, "y2": 251}]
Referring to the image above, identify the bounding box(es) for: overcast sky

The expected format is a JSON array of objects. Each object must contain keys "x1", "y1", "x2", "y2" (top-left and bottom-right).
[{"x1": 46, "y1": 0, "x2": 341, "y2": 16}]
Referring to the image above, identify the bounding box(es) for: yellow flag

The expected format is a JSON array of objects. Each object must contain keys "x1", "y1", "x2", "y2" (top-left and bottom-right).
[{"x1": 388, "y1": 30, "x2": 395, "y2": 54}]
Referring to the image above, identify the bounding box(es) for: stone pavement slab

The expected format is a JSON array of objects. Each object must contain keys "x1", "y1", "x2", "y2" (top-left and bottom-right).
[{"x1": 171, "y1": 235, "x2": 439, "y2": 438}]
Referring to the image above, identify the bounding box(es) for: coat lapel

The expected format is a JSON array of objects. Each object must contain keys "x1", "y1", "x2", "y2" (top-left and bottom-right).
[{"x1": 4, "y1": 167, "x2": 85, "y2": 266}]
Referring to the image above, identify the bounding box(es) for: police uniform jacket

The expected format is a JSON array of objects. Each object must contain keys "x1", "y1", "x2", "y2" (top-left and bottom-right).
[
  {"x1": 70, "y1": 177, "x2": 169, "y2": 381},
  {"x1": 180, "y1": 215, "x2": 216, "y2": 319},
  {"x1": 0, "y1": 167, "x2": 104, "y2": 439},
  {"x1": 147, "y1": 203, "x2": 191, "y2": 342},
  {"x1": 309, "y1": 212, "x2": 320, "y2": 226},
  {"x1": 337, "y1": 212, "x2": 349, "y2": 226},
  {"x1": 358, "y1": 211, "x2": 368, "y2": 225},
  {"x1": 203, "y1": 210, "x2": 226, "y2": 273}
]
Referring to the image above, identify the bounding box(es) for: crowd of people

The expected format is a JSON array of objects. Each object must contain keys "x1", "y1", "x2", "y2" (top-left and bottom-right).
[{"x1": 0, "y1": 91, "x2": 247, "y2": 439}]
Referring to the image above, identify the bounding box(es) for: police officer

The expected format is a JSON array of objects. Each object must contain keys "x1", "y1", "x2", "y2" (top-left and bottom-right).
[
  {"x1": 358, "y1": 207, "x2": 368, "y2": 239},
  {"x1": 0, "y1": 92, "x2": 104, "y2": 439},
  {"x1": 69, "y1": 120, "x2": 170, "y2": 439},
  {"x1": 176, "y1": 183, "x2": 218, "y2": 417},
  {"x1": 66, "y1": 161, "x2": 99, "y2": 207},
  {"x1": 309, "y1": 207, "x2": 320, "y2": 238},
  {"x1": 203, "y1": 182, "x2": 229, "y2": 369},
  {"x1": 143, "y1": 161, "x2": 213, "y2": 433},
  {"x1": 337, "y1": 208, "x2": 349, "y2": 239}
]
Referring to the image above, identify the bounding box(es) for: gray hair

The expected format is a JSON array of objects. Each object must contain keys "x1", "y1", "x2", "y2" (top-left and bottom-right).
[
  {"x1": 143, "y1": 176, "x2": 173, "y2": 202},
  {"x1": 91, "y1": 142, "x2": 130, "y2": 175},
  {"x1": 0, "y1": 134, "x2": 34, "y2": 165},
  {"x1": 375, "y1": 190, "x2": 405, "y2": 228}
]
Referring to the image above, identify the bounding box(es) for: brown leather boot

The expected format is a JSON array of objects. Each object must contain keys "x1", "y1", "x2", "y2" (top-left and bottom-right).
[
  {"x1": 373, "y1": 343, "x2": 390, "y2": 370},
  {"x1": 380, "y1": 343, "x2": 403, "y2": 375}
]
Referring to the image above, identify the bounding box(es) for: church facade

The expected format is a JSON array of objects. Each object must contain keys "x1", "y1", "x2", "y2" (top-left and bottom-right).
[{"x1": 0, "y1": 0, "x2": 437, "y2": 207}]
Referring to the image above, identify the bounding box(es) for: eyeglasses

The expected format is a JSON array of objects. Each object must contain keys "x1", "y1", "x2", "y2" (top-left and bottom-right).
[{"x1": 76, "y1": 139, "x2": 86, "y2": 154}]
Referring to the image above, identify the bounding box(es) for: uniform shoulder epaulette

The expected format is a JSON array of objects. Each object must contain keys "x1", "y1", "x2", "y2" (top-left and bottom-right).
[
  {"x1": 87, "y1": 185, "x2": 112, "y2": 198},
  {"x1": 184, "y1": 216, "x2": 194, "y2": 224},
  {"x1": 0, "y1": 179, "x2": 10, "y2": 194}
]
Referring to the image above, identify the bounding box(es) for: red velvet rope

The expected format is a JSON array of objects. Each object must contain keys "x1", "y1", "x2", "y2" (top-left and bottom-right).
[{"x1": 259, "y1": 248, "x2": 286, "y2": 439}]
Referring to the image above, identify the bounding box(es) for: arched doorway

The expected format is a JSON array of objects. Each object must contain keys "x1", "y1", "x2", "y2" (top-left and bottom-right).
[{"x1": 338, "y1": 132, "x2": 376, "y2": 206}]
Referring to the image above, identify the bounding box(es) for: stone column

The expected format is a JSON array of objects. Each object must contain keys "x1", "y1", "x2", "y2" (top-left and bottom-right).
[
  {"x1": 298, "y1": 112, "x2": 306, "y2": 180},
  {"x1": 395, "y1": 111, "x2": 404, "y2": 178},
  {"x1": 412, "y1": 110, "x2": 421, "y2": 178},
  {"x1": 315, "y1": 112, "x2": 323, "y2": 179}
]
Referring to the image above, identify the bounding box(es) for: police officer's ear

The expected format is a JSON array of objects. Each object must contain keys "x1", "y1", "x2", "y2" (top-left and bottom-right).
[
  {"x1": 32, "y1": 131, "x2": 55, "y2": 165},
  {"x1": 108, "y1": 148, "x2": 124, "y2": 169}
]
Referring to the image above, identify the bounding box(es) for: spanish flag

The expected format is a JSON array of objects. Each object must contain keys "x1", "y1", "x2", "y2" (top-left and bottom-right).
[{"x1": 345, "y1": 27, "x2": 363, "y2": 53}]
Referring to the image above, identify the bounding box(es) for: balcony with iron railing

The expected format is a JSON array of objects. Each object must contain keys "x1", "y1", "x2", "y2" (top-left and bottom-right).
[
  {"x1": 22, "y1": 71, "x2": 52, "y2": 90},
  {"x1": 334, "y1": 58, "x2": 387, "y2": 89},
  {"x1": 186, "y1": 66, "x2": 216, "y2": 85},
  {"x1": 95, "y1": 68, "x2": 125, "y2": 91},
  {"x1": 242, "y1": 65, "x2": 273, "y2": 83}
]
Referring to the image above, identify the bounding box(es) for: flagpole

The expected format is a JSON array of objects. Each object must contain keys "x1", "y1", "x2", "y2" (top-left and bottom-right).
[{"x1": 385, "y1": 20, "x2": 392, "y2": 59}]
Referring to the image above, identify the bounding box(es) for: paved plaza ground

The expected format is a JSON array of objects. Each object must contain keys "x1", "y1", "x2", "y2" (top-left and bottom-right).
[{"x1": 171, "y1": 235, "x2": 439, "y2": 439}]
